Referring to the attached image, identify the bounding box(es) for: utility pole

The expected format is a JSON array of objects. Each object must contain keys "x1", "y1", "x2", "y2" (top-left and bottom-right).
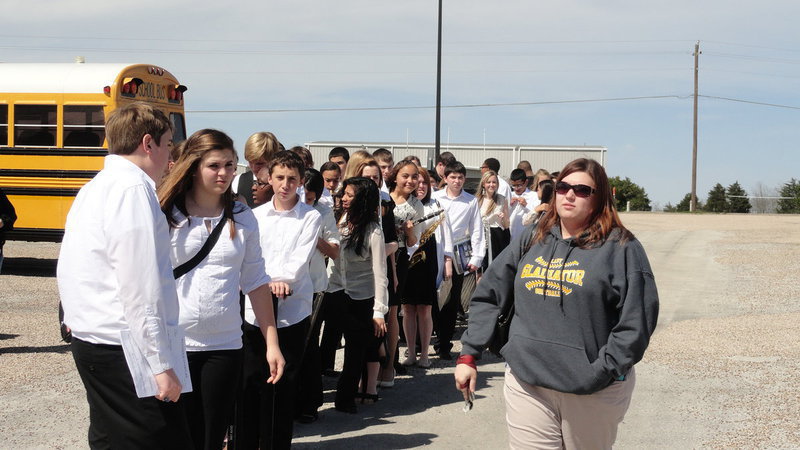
[
  {"x1": 691, "y1": 41, "x2": 700, "y2": 212},
  {"x1": 434, "y1": 0, "x2": 442, "y2": 166}
]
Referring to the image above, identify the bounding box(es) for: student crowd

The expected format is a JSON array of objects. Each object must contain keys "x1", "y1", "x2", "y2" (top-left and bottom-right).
[{"x1": 57, "y1": 102, "x2": 658, "y2": 450}]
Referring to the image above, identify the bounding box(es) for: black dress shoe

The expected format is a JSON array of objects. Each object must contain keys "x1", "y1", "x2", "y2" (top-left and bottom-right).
[
  {"x1": 322, "y1": 369, "x2": 340, "y2": 378},
  {"x1": 334, "y1": 403, "x2": 358, "y2": 414},
  {"x1": 296, "y1": 412, "x2": 318, "y2": 424},
  {"x1": 438, "y1": 350, "x2": 453, "y2": 360}
]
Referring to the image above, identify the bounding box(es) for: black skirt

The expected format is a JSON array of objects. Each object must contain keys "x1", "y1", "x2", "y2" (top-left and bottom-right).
[
  {"x1": 402, "y1": 236, "x2": 438, "y2": 306},
  {"x1": 482, "y1": 227, "x2": 510, "y2": 271}
]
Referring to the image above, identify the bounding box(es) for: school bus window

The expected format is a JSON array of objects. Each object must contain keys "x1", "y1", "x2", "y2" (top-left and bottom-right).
[
  {"x1": 64, "y1": 105, "x2": 105, "y2": 148},
  {"x1": 0, "y1": 105, "x2": 7, "y2": 146},
  {"x1": 170, "y1": 113, "x2": 186, "y2": 143},
  {"x1": 14, "y1": 105, "x2": 57, "y2": 147}
]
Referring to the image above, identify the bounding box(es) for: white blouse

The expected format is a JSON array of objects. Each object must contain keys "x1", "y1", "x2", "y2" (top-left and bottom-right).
[
  {"x1": 309, "y1": 203, "x2": 341, "y2": 293},
  {"x1": 480, "y1": 194, "x2": 507, "y2": 229},
  {"x1": 392, "y1": 195, "x2": 425, "y2": 248},
  {"x1": 169, "y1": 203, "x2": 269, "y2": 352},
  {"x1": 327, "y1": 220, "x2": 390, "y2": 318}
]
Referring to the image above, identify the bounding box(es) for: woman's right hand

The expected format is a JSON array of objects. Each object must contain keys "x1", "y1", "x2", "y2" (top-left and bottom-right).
[{"x1": 454, "y1": 363, "x2": 477, "y2": 399}]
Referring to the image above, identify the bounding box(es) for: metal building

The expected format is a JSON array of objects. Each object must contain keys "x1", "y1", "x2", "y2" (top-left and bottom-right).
[{"x1": 304, "y1": 141, "x2": 607, "y2": 179}]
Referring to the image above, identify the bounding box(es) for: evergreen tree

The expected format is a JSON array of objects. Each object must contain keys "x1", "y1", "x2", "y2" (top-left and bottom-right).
[
  {"x1": 726, "y1": 181, "x2": 751, "y2": 213},
  {"x1": 777, "y1": 178, "x2": 800, "y2": 214},
  {"x1": 705, "y1": 183, "x2": 728, "y2": 213},
  {"x1": 675, "y1": 193, "x2": 702, "y2": 212},
  {"x1": 608, "y1": 176, "x2": 652, "y2": 211}
]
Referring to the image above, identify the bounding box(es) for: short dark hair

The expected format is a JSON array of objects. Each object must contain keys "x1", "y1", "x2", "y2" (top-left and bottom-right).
[
  {"x1": 304, "y1": 168, "x2": 324, "y2": 203},
  {"x1": 436, "y1": 151, "x2": 455, "y2": 166},
  {"x1": 319, "y1": 161, "x2": 340, "y2": 174},
  {"x1": 372, "y1": 148, "x2": 393, "y2": 163},
  {"x1": 510, "y1": 168, "x2": 527, "y2": 182},
  {"x1": 483, "y1": 157, "x2": 500, "y2": 172},
  {"x1": 269, "y1": 151, "x2": 305, "y2": 178},
  {"x1": 290, "y1": 145, "x2": 313, "y2": 168},
  {"x1": 328, "y1": 147, "x2": 350, "y2": 162},
  {"x1": 444, "y1": 161, "x2": 466, "y2": 177}
]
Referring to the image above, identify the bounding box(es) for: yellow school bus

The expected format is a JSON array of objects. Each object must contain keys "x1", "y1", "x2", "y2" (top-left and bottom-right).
[{"x1": 0, "y1": 63, "x2": 187, "y2": 241}]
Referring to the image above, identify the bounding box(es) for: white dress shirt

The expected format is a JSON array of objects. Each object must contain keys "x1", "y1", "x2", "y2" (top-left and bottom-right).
[
  {"x1": 498, "y1": 177, "x2": 513, "y2": 208},
  {"x1": 310, "y1": 203, "x2": 340, "y2": 293},
  {"x1": 431, "y1": 188, "x2": 485, "y2": 268},
  {"x1": 508, "y1": 188, "x2": 539, "y2": 240},
  {"x1": 245, "y1": 197, "x2": 321, "y2": 328},
  {"x1": 169, "y1": 204, "x2": 269, "y2": 351},
  {"x1": 480, "y1": 194, "x2": 507, "y2": 229},
  {"x1": 58, "y1": 155, "x2": 178, "y2": 375},
  {"x1": 318, "y1": 187, "x2": 334, "y2": 209},
  {"x1": 327, "y1": 220, "x2": 390, "y2": 319}
]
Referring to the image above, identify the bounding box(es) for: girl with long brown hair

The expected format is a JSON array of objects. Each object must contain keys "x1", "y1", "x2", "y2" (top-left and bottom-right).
[{"x1": 158, "y1": 129, "x2": 284, "y2": 450}]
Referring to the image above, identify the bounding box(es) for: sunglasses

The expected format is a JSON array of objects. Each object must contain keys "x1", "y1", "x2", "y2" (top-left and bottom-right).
[{"x1": 555, "y1": 181, "x2": 595, "y2": 198}]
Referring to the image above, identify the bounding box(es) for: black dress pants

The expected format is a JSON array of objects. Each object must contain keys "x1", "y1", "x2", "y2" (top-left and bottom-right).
[
  {"x1": 237, "y1": 318, "x2": 309, "y2": 450},
  {"x1": 183, "y1": 349, "x2": 242, "y2": 450},
  {"x1": 71, "y1": 338, "x2": 193, "y2": 450},
  {"x1": 326, "y1": 290, "x2": 378, "y2": 409},
  {"x1": 436, "y1": 272, "x2": 465, "y2": 354}
]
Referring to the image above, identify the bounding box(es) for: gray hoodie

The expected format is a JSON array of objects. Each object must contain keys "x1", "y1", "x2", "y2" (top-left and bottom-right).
[{"x1": 460, "y1": 224, "x2": 659, "y2": 395}]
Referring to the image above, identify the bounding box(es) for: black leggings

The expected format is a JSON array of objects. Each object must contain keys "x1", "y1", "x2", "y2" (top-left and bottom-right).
[
  {"x1": 326, "y1": 290, "x2": 380, "y2": 408},
  {"x1": 183, "y1": 349, "x2": 242, "y2": 450}
]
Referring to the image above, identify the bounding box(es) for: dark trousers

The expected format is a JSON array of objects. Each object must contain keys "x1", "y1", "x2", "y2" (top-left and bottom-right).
[
  {"x1": 436, "y1": 272, "x2": 465, "y2": 354},
  {"x1": 70, "y1": 338, "x2": 193, "y2": 450},
  {"x1": 183, "y1": 349, "x2": 242, "y2": 450},
  {"x1": 326, "y1": 290, "x2": 378, "y2": 408},
  {"x1": 237, "y1": 318, "x2": 309, "y2": 450},
  {"x1": 297, "y1": 294, "x2": 324, "y2": 416},
  {"x1": 319, "y1": 294, "x2": 342, "y2": 372}
]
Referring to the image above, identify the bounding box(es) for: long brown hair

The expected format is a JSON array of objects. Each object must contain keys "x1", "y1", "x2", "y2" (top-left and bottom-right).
[
  {"x1": 158, "y1": 129, "x2": 238, "y2": 239},
  {"x1": 532, "y1": 158, "x2": 632, "y2": 247}
]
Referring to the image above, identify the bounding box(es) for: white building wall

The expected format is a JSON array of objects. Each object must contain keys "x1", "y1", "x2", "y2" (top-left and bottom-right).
[{"x1": 305, "y1": 141, "x2": 607, "y2": 180}]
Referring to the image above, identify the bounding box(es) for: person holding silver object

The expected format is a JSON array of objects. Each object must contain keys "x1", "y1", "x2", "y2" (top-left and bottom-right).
[
  {"x1": 401, "y1": 168, "x2": 450, "y2": 368},
  {"x1": 455, "y1": 158, "x2": 659, "y2": 449}
]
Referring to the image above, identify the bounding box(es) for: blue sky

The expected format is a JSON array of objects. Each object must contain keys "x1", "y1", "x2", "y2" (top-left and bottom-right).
[{"x1": 4, "y1": 1, "x2": 800, "y2": 208}]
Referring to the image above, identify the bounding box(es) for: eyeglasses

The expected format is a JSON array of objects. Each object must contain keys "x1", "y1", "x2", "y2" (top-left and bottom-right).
[
  {"x1": 555, "y1": 181, "x2": 595, "y2": 198},
  {"x1": 253, "y1": 180, "x2": 269, "y2": 188}
]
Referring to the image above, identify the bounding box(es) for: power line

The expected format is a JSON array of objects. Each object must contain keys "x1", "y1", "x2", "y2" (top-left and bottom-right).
[
  {"x1": 702, "y1": 40, "x2": 800, "y2": 54},
  {"x1": 699, "y1": 95, "x2": 800, "y2": 110},
  {"x1": 0, "y1": 44, "x2": 687, "y2": 57},
  {"x1": 0, "y1": 33, "x2": 698, "y2": 46},
  {"x1": 185, "y1": 93, "x2": 800, "y2": 114},
  {"x1": 186, "y1": 95, "x2": 686, "y2": 114}
]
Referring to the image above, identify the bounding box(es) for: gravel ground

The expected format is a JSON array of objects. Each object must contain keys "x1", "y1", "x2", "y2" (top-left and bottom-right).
[{"x1": 1, "y1": 213, "x2": 799, "y2": 449}]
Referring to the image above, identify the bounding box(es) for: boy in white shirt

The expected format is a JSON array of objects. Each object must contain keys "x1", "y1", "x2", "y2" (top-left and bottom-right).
[
  {"x1": 240, "y1": 151, "x2": 321, "y2": 449},
  {"x1": 297, "y1": 168, "x2": 341, "y2": 422},
  {"x1": 508, "y1": 168, "x2": 540, "y2": 240},
  {"x1": 318, "y1": 161, "x2": 340, "y2": 209},
  {"x1": 373, "y1": 148, "x2": 394, "y2": 194},
  {"x1": 57, "y1": 103, "x2": 192, "y2": 448},
  {"x1": 431, "y1": 161, "x2": 485, "y2": 360}
]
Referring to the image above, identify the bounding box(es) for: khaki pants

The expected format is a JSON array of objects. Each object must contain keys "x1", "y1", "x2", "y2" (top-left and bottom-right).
[{"x1": 504, "y1": 365, "x2": 635, "y2": 450}]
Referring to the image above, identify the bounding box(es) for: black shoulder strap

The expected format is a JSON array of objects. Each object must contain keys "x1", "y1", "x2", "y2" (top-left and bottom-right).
[{"x1": 173, "y1": 217, "x2": 227, "y2": 279}]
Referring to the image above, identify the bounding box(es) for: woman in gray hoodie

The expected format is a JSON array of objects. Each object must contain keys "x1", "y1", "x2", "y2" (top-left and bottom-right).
[{"x1": 455, "y1": 158, "x2": 659, "y2": 449}]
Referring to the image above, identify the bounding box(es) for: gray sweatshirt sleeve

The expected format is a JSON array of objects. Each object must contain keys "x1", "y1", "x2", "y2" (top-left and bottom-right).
[
  {"x1": 460, "y1": 224, "x2": 533, "y2": 360},
  {"x1": 591, "y1": 240, "x2": 660, "y2": 379}
]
